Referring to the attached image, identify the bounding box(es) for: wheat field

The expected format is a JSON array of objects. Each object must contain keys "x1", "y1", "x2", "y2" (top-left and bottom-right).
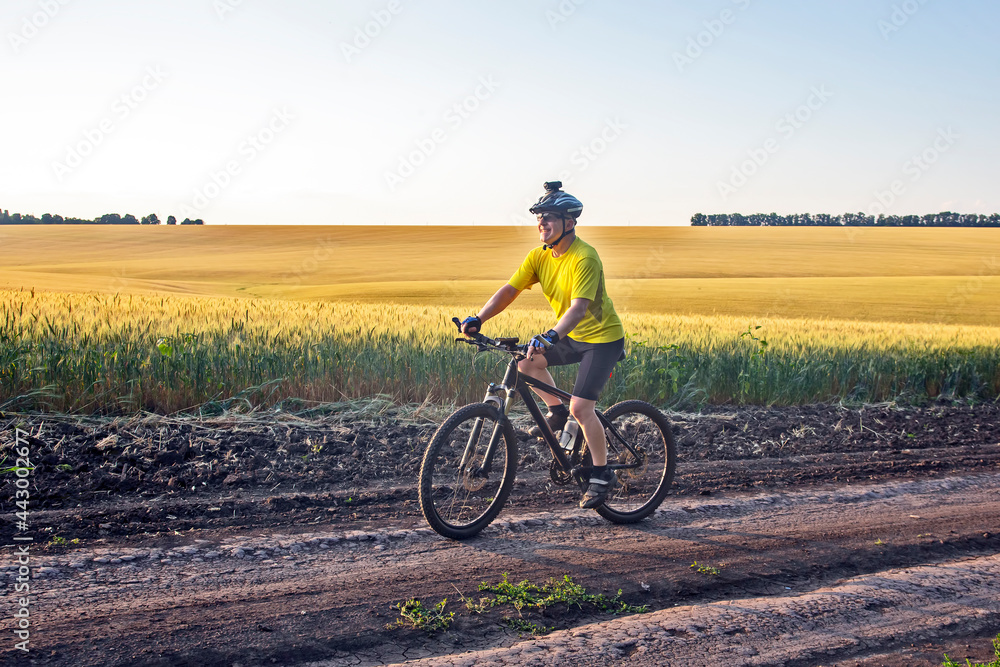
[
  {"x1": 1, "y1": 225, "x2": 998, "y2": 412},
  {"x1": 2, "y1": 225, "x2": 999, "y2": 325}
]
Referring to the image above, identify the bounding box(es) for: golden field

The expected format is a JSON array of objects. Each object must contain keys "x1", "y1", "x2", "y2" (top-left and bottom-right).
[
  {"x1": 1, "y1": 225, "x2": 998, "y2": 411},
  {"x1": 1, "y1": 225, "x2": 999, "y2": 325},
  {"x1": 2, "y1": 289, "x2": 998, "y2": 412}
]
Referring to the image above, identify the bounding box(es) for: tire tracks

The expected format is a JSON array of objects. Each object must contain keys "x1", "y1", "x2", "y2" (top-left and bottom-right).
[
  {"x1": 381, "y1": 553, "x2": 1000, "y2": 666},
  {"x1": 7, "y1": 472, "x2": 999, "y2": 666}
]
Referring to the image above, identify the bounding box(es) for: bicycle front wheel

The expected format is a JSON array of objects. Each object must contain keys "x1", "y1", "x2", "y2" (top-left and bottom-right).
[
  {"x1": 596, "y1": 400, "x2": 676, "y2": 524},
  {"x1": 419, "y1": 402, "x2": 518, "y2": 540}
]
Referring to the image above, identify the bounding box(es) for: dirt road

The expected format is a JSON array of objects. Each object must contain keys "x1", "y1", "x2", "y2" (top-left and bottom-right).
[{"x1": 2, "y1": 404, "x2": 999, "y2": 666}]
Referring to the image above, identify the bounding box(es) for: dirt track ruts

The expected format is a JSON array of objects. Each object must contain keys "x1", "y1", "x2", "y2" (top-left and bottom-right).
[
  {"x1": 5, "y1": 472, "x2": 1000, "y2": 666},
  {"x1": 3, "y1": 403, "x2": 1000, "y2": 665}
]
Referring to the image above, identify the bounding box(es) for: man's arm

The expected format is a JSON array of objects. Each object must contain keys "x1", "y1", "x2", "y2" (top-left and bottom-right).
[
  {"x1": 526, "y1": 298, "x2": 590, "y2": 358},
  {"x1": 553, "y1": 298, "x2": 590, "y2": 339},
  {"x1": 462, "y1": 283, "x2": 521, "y2": 334},
  {"x1": 479, "y1": 283, "x2": 521, "y2": 322}
]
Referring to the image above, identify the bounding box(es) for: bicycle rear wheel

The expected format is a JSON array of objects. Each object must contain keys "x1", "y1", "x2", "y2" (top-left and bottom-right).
[
  {"x1": 419, "y1": 402, "x2": 518, "y2": 540},
  {"x1": 595, "y1": 400, "x2": 676, "y2": 524}
]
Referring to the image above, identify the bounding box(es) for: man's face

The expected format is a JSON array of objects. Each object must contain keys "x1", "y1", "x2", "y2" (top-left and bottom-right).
[{"x1": 537, "y1": 213, "x2": 565, "y2": 244}]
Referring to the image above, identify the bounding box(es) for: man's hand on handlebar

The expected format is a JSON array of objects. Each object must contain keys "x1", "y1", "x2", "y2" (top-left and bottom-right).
[
  {"x1": 454, "y1": 316, "x2": 482, "y2": 337},
  {"x1": 527, "y1": 329, "x2": 559, "y2": 359},
  {"x1": 460, "y1": 315, "x2": 482, "y2": 336}
]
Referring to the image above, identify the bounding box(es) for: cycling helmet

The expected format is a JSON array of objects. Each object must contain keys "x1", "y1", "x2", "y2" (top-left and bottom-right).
[
  {"x1": 529, "y1": 181, "x2": 582, "y2": 250},
  {"x1": 529, "y1": 181, "x2": 583, "y2": 219}
]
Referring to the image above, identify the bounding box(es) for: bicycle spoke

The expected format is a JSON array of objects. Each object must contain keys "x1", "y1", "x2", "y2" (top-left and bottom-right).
[
  {"x1": 419, "y1": 403, "x2": 517, "y2": 539},
  {"x1": 594, "y1": 401, "x2": 676, "y2": 523}
]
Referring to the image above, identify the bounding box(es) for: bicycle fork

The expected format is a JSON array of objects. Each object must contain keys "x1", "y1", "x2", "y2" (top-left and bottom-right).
[{"x1": 458, "y1": 370, "x2": 516, "y2": 478}]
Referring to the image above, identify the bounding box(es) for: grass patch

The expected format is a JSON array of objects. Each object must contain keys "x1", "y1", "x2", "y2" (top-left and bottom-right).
[
  {"x1": 392, "y1": 598, "x2": 454, "y2": 633},
  {"x1": 943, "y1": 633, "x2": 1000, "y2": 667},
  {"x1": 500, "y1": 617, "x2": 554, "y2": 636},
  {"x1": 47, "y1": 536, "x2": 80, "y2": 548},
  {"x1": 472, "y1": 573, "x2": 648, "y2": 616},
  {"x1": 691, "y1": 561, "x2": 723, "y2": 576},
  {"x1": 396, "y1": 574, "x2": 647, "y2": 637}
]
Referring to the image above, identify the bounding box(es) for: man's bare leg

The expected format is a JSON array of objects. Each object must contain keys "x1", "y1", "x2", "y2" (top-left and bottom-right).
[
  {"x1": 517, "y1": 355, "x2": 561, "y2": 407},
  {"x1": 570, "y1": 397, "x2": 606, "y2": 466}
]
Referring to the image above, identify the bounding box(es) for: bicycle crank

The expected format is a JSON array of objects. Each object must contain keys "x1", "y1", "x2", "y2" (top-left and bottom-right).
[{"x1": 549, "y1": 460, "x2": 574, "y2": 485}]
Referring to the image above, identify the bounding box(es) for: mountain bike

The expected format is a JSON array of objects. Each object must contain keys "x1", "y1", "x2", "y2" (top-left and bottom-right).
[{"x1": 418, "y1": 318, "x2": 677, "y2": 540}]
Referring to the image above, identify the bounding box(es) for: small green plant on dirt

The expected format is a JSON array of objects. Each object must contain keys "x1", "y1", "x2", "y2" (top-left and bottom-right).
[
  {"x1": 942, "y1": 633, "x2": 1000, "y2": 667},
  {"x1": 464, "y1": 596, "x2": 493, "y2": 614},
  {"x1": 393, "y1": 598, "x2": 454, "y2": 633},
  {"x1": 874, "y1": 538, "x2": 885, "y2": 545},
  {"x1": 501, "y1": 617, "x2": 553, "y2": 636},
  {"x1": 48, "y1": 536, "x2": 80, "y2": 547},
  {"x1": 474, "y1": 573, "x2": 647, "y2": 616},
  {"x1": 691, "y1": 561, "x2": 722, "y2": 576},
  {"x1": 0, "y1": 455, "x2": 33, "y2": 476}
]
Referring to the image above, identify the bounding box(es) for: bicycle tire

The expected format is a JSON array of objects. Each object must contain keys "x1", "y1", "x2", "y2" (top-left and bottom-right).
[
  {"x1": 418, "y1": 402, "x2": 518, "y2": 540},
  {"x1": 593, "y1": 400, "x2": 676, "y2": 524}
]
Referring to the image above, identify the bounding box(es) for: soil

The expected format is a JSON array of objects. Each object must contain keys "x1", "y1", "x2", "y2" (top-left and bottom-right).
[{"x1": 1, "y1": 401, "x2": 999, "y2": 666}]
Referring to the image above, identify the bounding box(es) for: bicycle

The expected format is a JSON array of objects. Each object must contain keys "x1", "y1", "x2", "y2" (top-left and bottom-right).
[{"x1": 418, "y1": 318, "x2": 677, "y2": 540}]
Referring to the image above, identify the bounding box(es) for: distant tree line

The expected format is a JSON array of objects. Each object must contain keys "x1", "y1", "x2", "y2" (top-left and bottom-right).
[
  {"x1": 690, "y1": 212, "x2": 1000, "y2": 227},
  {"x1": 0, "y1": 210, "x2": 204, "y2": 225}
]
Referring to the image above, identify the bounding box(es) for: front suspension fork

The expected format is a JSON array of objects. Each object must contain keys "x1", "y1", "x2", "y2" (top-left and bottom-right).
[{"x1": 458, "y1": 383, "x2": 512, "y2": 476}]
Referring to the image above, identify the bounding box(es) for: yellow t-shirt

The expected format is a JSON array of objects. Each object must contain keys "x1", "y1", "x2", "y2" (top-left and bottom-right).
[{"x1": 508, "y1": 237, "x2": 624, "y2": 344}]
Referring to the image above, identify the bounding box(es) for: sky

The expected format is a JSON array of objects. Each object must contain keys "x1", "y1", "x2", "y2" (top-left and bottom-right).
[{"x1": 2, "y1": 0, "x2": 998, "y2": 226}]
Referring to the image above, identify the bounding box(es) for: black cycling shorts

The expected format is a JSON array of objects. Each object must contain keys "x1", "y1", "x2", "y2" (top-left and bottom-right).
[{"x1": 542, "y1": 336, "x2": 625, "y2": 401}]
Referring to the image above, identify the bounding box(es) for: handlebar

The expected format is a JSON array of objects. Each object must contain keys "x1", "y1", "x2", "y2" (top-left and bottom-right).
[{"x1": 451, "y1": 317, "x2": 529, "y2": 357}]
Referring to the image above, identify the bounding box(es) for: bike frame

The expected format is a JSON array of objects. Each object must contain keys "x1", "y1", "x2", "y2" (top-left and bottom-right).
[{"x1": 472, "y1": 351, "x2": 642, "y2": 479}]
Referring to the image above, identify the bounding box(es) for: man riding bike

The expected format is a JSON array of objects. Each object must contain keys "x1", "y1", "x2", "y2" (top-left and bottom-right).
[{"x1": 460, "y1": 181, "x2": 626, "y2": 509}]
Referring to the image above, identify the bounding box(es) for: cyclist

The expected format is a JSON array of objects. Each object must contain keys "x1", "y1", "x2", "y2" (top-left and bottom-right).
[{"x1": 460, "y1": 181, "x2": 626, "y2": 509}]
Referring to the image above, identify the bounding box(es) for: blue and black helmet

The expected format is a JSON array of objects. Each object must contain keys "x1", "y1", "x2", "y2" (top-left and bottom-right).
[{"x1": 529, "y1": 181, "x2": 583, "y2": 219}]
